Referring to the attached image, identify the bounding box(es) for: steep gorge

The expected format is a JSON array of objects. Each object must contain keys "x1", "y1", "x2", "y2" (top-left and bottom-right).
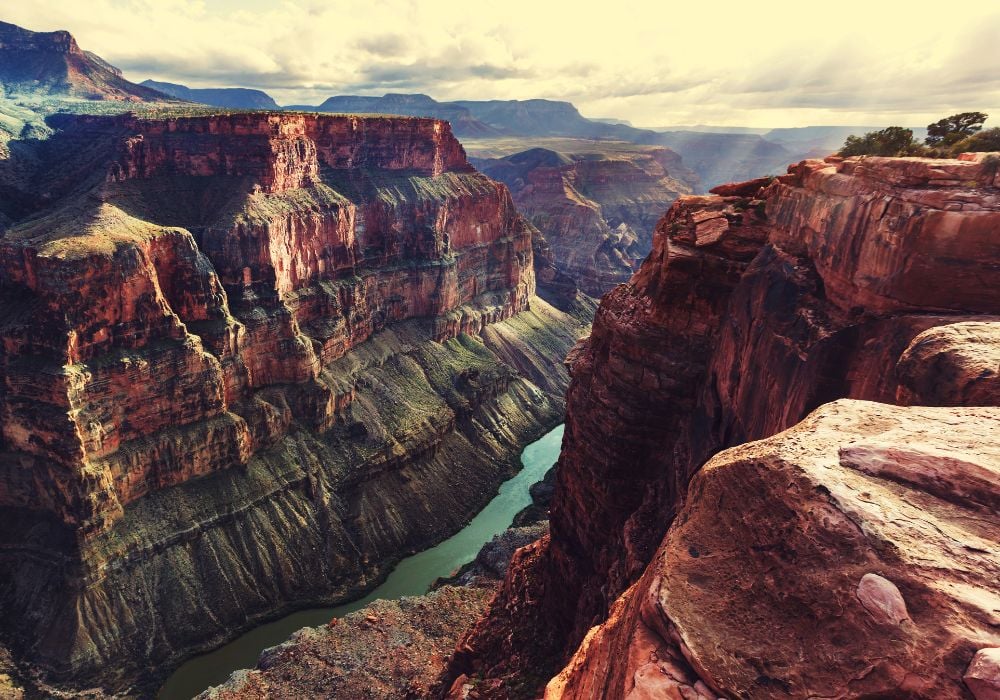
[
  {"x1": 447, "y1": 154, "x2": 1000, "y2": 698},
  {"x1": 0, "y1": 112, "x2": 592, "y2": 696}
]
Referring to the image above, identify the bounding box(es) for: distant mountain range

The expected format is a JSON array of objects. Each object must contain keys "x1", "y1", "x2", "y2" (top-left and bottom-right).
[
  {"x1": 277, "y1": 93, "x2": 829, "y2": 186},
  {"x1": 140, "y1": 80, "x2": 278, "y2": 109},
  {"x1": 281, "y1": 92, "x2": 803, "y2": 187},
  {"x1": 285, "y1": 93, "x2": 503, "y2": 136},
  {"x1": 174, "y1": 85, "x2": 922, "y2": 157}
]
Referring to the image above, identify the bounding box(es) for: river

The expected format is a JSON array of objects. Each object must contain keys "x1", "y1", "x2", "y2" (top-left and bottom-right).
[{"x1": 157, "y1": 423, "x2": 564, "y2": 699}]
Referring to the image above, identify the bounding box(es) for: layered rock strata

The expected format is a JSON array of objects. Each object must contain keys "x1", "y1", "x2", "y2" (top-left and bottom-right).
[
  {"x1": 0, "y1": 112, "x2": 592, "y2": 695},
  {"x1": 448, "y1": 153, "x2": 1000, "y2": 697},
  {"x1": 475, "y1": 146, "x2": 697, "y2": 296}
]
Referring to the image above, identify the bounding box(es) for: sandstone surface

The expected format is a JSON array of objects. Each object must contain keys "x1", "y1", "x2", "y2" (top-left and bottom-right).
[
  {"x1": 547, "y1": 401, "x2": 1000, "y2": 699},
  {"x1": 201, "y1": 586, "x2": 494, "y2": 700}
]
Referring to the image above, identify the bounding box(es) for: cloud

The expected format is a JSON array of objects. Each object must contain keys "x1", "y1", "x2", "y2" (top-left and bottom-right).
[
  {"x1": 3, "y1": 0, "x2": 999, "y2": 128},
  {"x1": 353, "y1": 34, "x2": 412, "y2": 57}
]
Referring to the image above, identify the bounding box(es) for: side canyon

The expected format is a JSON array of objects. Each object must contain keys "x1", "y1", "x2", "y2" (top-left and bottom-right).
[{"x1": 471, "y1": 143, "x2": 698, "y2": 296}]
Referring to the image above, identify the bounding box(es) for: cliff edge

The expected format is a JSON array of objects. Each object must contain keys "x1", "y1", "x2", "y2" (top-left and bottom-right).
[{"x1": 447, "y1": 153, "x2": 1000, "y2": 699}]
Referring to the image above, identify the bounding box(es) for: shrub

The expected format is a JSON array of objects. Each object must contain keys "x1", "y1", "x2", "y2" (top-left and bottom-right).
[
  {"x1": 839, "y1": 127, "x2": 923, "y2": 157},
  {"x1": 949, "y1": 127, "x2": 1000, "y2": 154}
]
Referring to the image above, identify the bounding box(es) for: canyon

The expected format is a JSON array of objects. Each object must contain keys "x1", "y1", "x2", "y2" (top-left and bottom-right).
[
  {"x1": 0, "y1": 17, "x2": 998, "y2": 700},
  {"x1": 190, "y1": 426, "x2": 562, "y2": 700},
  {"x1": 0, "y1": 108, "x2": 592, "y2": 696},
  {"x1": 445, "y1": 153, "x2": 1000, "y2": 698}
]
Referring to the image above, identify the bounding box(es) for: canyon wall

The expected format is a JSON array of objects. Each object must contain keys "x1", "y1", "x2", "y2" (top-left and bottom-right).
[
  {"x1": 474, "y1": 146, "x2": 697, "y2": 296},
  {"x1": 448, "y1": 154, "x2": 1000, "y2": 698},
  {"x1": 0, "y1": 112, "x2": 592, "y2": 695}
]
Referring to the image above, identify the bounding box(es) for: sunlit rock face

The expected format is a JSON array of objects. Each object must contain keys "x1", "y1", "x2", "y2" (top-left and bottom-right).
[
  {"x1": 547, "y1": 400, "x2": 1000, "y2": 700},
  {"x1": 446, "y1": 153, "x2": 1000, "y2": 698},
  {"x1": 0, "y1": 113, "x2": 534, "y2": 536},
  {"x1": 0, "y1": 111, "x2": 594, "y2": 695}
]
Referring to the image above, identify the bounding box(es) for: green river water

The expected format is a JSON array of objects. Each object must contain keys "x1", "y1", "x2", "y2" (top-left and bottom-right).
[{"x1": 157, "y1": 424, "x2": 564, "y2": 699}]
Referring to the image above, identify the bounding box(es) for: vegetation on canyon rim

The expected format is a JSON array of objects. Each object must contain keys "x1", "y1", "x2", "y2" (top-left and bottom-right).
[{"x1": 839, "y1": 111, "x2": 998, "y2": 157}]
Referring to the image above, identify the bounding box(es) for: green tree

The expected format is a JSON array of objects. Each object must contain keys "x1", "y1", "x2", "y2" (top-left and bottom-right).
[
  {"x1": 925, "y1": 112, "x2": 988, "y2": 147},
  {"x1": 839, "y1": 127, "x2": 921, "y2": 157}
]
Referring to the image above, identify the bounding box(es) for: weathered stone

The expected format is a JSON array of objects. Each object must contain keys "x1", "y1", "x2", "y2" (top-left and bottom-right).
[
  {"x1": 200, "y1": 586, "x2": 493, "y2": 700},
  {"x1": 549, "y1": 402, "x2": 1000, "y2": 699},
  {"x1": 857, "y1": 573, "x2": 910, "y2": 625},
  {"x1": 708, "y1": 176, "x2": 774, "y2": 197},
  {"x1": 896, "y1": 321, "x2": 1000, "y2": 406},
  {"x1": 965, "y1": 648, "x2": 1000, "y2": 700}
]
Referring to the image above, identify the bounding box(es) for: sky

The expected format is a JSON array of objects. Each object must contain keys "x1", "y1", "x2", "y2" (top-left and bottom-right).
[{"x1": 7, "y1": 0, "x2": 1000, "y2": 128}]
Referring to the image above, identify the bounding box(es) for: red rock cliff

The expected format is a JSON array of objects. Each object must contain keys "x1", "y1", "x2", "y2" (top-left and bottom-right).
[
  {"x1": 0, "y1": 113, "x2": 534, "y2": 537},
  {"x1": 447, "y1": 154, "x2": 1000, "y2": 698}
]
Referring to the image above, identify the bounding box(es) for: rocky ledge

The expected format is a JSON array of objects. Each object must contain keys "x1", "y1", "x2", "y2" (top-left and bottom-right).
[
  {"x1": 0, "y1": 111, "x2": 592, "y2": 695},
  {"x1": 548, "y1": 400, "x2": 999, "y2": 699},
  {"x1": 446, "y1": 153, "x2": 1000, "y2": 698},
  {"x1": 201, "y1": 585, "x2": 495, "y2": 700}
]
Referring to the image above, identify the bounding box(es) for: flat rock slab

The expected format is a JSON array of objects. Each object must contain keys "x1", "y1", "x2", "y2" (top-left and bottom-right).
[{"x1": 657, "y1": 400, "x2": 1000, "y2": 699}]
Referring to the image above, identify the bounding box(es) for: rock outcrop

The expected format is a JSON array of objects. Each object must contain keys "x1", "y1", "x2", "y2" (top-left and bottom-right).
[
  {"x1": 475, "y1": 146, "x2": 697, "y2": 296},
  {"x1": 0, "y1": 111, "x2": 592, "y2": 695},
  {"x1": 447, "y1": 153, "x2": 1000, "y2": 697},
  {"x1": 0, "y1": 20, "x2": 165, "y2": 100},
  {"x1": 200, "y1": 585, "x2": 495, "y2": 700},
  {"x1": 546, "y1": 401, "x2": 1000, "y2": 699}
]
